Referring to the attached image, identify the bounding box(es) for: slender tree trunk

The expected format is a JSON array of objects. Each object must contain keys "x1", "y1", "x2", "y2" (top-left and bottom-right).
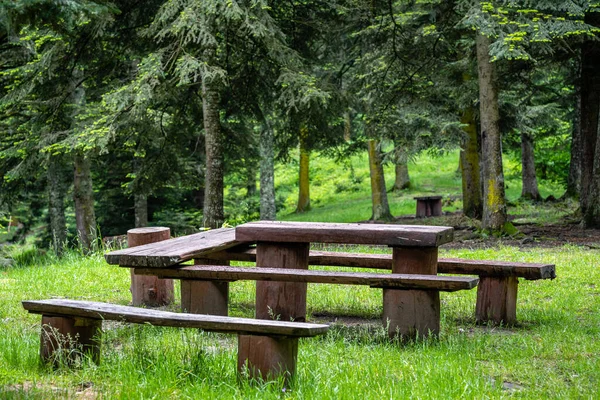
[
  {"x1": 476, "y1": 33, "x2": 507, "y2": 231},
  {"x1": 296, "y1": 126, "x2": 311, "y2": 213},
  {"x1": 520, "y1": 132, "x2": 541, "y2": 201},
  {"x1": 367, "y1": 139, "x2": 393, "y2": 221},
  {"x1": 344, "y1": 111, "x2": 352, "y2": 142},
  {"x1": 565, "y1": 75, "x2": 582, "y2": 199},
  {"x1": 460, "y1": 105, "x2": 483, "y2": 218},
  {"x1": 259, "y1": 118, "x2": 276, "y2": 220},
  {"x1": 580, "y1": 13, "x2": 600, "y2": 227},
  {"x1": 134, "y1": 193, "x2": 148, "y2": 228},
  {"x1": 47, "y1": 155, "x2": 69, "y2": 255},
  {"x1": 392, "y1": 162, "x2": 410, "y2": 191},
  {"x1": 201, "y1": 78, "x2": 224, "y2": 229},
  {"x1": 74, "y1": 153, "x2": 97, "y2": 254}
]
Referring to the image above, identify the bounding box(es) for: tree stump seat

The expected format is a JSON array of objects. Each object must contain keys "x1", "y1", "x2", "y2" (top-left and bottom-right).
[
  {"x1": 205, "y1": 248, "x2": 555, "y2": 326},
  {"x1": 22, "y1": 299, "x2": 328, "y2": 382},
  {"x1": 413, "y1": 196, "x2": 443, "y2": 218}
]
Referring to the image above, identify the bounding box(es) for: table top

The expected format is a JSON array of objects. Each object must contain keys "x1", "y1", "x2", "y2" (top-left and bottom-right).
[{"x1": 413, "y1": 196, "x2": 443, "y2": 201}]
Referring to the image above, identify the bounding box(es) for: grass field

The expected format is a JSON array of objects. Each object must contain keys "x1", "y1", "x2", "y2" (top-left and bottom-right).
[{"x1": 2, "y1": 150, "x2": 599, "y2": 398}]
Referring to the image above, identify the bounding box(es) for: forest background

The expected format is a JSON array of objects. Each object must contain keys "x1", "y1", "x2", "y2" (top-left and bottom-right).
[{"x1": 2, "y1": 0, "x2": 600, "y2": 254}]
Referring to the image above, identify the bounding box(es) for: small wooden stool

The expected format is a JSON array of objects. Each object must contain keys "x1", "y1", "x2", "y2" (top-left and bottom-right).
[{"x1": 414, "y1": 196, "x2": 443, "y2": 218}]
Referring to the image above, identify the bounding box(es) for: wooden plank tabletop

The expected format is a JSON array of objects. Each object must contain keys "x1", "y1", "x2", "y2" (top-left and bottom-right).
[
  {"x1": 23, "y1": 299, "x2": 329, "y2": 337},
  {"x1": 235, "y1": 221, "x2": 454, "y2": 247},
  {"x1": 134, "y1": 265, "x2": 479, "y2": 292},
  {"x1": 104, "y1": 228, "x2": 249, "y2": 267}
]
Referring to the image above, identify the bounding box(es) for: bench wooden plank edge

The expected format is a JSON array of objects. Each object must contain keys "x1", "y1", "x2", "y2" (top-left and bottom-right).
[
  {"x1": 22, "y1": 300, "x2": 329, "y2": 337},
  {"x1": 134, "y1": 266, "x2": 479, "y2": 292},
  {"x1": 206, "y1": 249, "x2": 556, "y2": 280}
]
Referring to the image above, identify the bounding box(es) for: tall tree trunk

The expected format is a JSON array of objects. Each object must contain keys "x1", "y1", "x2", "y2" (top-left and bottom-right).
[
  {"x1": 201, "y1": 78, "x2": 224, "y2": 229},
  {"x1": 74, "y1": 153, "x2": 97, "y2": 254},
  {"x1": 476, "y1": 33, "x2": 507, "y2": 231},
  {"x1": 134, "y1": 193, "x2": 148, "y2": 228},
  {"x1": 47, "y1": 154, "x2": 69, "y2": 255},
  {"x1": 392, "y1": 162, "x2": 410, "y2": 191},
  {"x1": 296, "y1": 126, "x2": 311, "y2": 213},
  {"x1": 367, "y1": 139, "x2": 393, "y2": 221},
  {"x1": 565, "y1": 75, "x2": 582, "y2": 199},
  {"x1": 259, "y1": 118, "x2": 276, "y2": 220},
  {"x1": 344, "y1": 111, "x2": 352, "y2": 142},
  {"x1": 460, "y1": 105, "x2": 483, "y2": 218},
  {"x1": 520, "y1": 132, "x2": 541, "y2": 201},
  {"x1": 580, "y1": 12, "x2": 600, "y2": 227}
]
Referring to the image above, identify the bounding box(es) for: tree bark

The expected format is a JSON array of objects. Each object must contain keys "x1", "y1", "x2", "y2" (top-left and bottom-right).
[
  {"x1": 476, "y1": 33, "x2": 507, "y2": 231},
  {"x1": 392, "y1": 147, "x2": 410, "y2": 191},
  {"x1": 74, "y1": 153, "x2": 97, "y2": 254},
  {"x1": 201, "y1": 78, "x2": 224, "y2": 229},
  {"x1": 259, "y1": 118, "x2": 276, "y2": 220},
  {"x1": 459, "y1": 105, "x2": 483, "y2": 218},
  {"x1": 520, "y1": 132, "x2": 541, "y2": 201},
  {"x1": 296, "y1": 126, "x2": 311, "y2": 213},
  {"x1": 134, "y1": 193, "x2": 148, "y2": 228},
  {"x1": 580, "y1": 12, "x2": 600, "y2": 227},
  {"x1": 367, "y1": 139, "x2": 393, "y2": 221},
  {"x1": 47, "y1": 154, "x2": 69, "y2": 255},
  {"x1": 565, "y1": 76, "x2": 582, "y2": 199}
]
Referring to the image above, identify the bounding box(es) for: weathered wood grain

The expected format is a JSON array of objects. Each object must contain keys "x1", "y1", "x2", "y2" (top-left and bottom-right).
[
  {"x1": 105, "y1": 228, "x2": 249, "y2": 267},
  {"x1": 235, "y1": 221, "x2": 454, "y2": 247},
  {"x1": 206, "y1": 249, "x2": 556, "y2": 280},
  {"x1": 133, "y1": 265, "x2": 478, "y2": 291},
  {"x1": 23, "y1": 299, "x2": 329, "y2": 337}
]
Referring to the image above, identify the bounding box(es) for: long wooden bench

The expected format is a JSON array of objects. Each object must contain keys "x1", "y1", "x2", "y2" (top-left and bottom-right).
[
  {"x1": 134, "y1": 265, "x2": 478, "y2": 337},
  {"x1": 22, "y1": 299, "x2": 328, "y2": 381},
  {"x1": 204, "y1": 248, "x2": 556, "y2": 325}
]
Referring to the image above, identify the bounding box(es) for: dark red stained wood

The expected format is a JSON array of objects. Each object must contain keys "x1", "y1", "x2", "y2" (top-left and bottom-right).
[
  {"x1": 180, "y1": 258, "x2": 230, "y2": 316},
  {"x1": 235, "y1": 221, "x2": 453, "y2": 247},
  {"x1": 133, "y1": 265, "x2": 478, "y2": 291},
  {"x1": 205, "y1": 249, "x2": 556, "y2": 280},
  {"x1": 238, "y1": 335, "x2": 298, "y2": 383},
  {"x1": 105, "y1": 228, "x2": 249, "y2": 267},
  {"x1": 475, "y1": 276, "x2": 518, "y2": 325},
  {"x1": 23, "y1": 300, "x2": 329, "y2": 337},
  {"x1": 414, "y1": 196, "x2": 443, "y2": 218},
  {"x1": 128, "y1": 227, "x2": 174, "y2": 306},
  {"x1": 40, "y1": 315, "x2": 102, "y2": 365}
]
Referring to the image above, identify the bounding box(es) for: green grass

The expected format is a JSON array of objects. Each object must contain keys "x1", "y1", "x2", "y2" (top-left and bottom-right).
[{"x1": 1, "y1": 245, "x2": 599, "y2": 398}]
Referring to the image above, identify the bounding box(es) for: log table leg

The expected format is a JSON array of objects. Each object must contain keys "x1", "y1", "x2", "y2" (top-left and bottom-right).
[
  {"x1": 475, "y1": 275, "x2": 518, "y2": 325},
  {"x1": 255, "y1": 242, "x2": 309, "y2": 322},
  {"x1": 181, "y1": 258, "x2": 230, "y2": 315},
  {"x1": 40, "y1": 315, "x2": 102, "y2": 365},
  {"x1": 128, "y1": 227, "x2": 174, "y2": 307},
  {"x1": 237, "y1": 334, "x2": 298, "y2": 383},
  {"x1": 382, "y1": 246, "x2": 440, "y2": 339}
]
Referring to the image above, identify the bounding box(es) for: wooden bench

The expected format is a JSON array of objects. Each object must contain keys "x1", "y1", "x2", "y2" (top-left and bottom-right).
[
  {"x1": 22, "y1": 299, "x2": 328, "y2": 381},
  {"x1": 414, "y1": 196, "x2": 443, "y2": 217},
  {"x1": 205, "y1": 248, "x2": 555, "y2": 325}
]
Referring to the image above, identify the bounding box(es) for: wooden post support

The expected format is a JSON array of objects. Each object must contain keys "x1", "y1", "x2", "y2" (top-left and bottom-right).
[
  {"x1": 181, "y1": 258, "x2": 230, "y2": 315},
  {"x1": 237, "y1": 334, "x2": 298, "y2": 382},
  {"x1": 383, "y1": 246, "x2": 440, "y2": 339},
  {"x1": 128, "y1": 227, "x2": 174, "y2": 307},
  {"x1": 255, "y1": 242, "x2": 309, "y2": 322},
  {"x1": 475, "y1": 276, "x2": 518, "y2": 325},
  {"x1": 40, "y1": 315, "x2": 102, "y2": 365}
]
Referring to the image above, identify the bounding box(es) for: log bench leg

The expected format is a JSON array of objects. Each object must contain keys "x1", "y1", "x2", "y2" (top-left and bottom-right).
[
  {"x1": 476, "y1": 276, "x2": 518, "y2": 325},
  {"x1": 237, "y1": 334, "x2": 298, "y2": 383},
  {"x1": 40, "y1": 315, "x2": 102, "y2": 365},
  {"x1": 180, "y1": 259, "x2": 230, "y2": 316}
]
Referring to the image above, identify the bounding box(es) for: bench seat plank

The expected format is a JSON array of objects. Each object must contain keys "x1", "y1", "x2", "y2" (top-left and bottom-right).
[
  {"x1": 134, "y1": 265, "x2": 478, "y2": 291},
  {"x1": 206, "y1": 248, "x2": 556, "y2": 280},
  {"x1": 235, "y1": 221, "x2": 454, "y2": 247},
  {"x1": 104, "y1": 228, "x2": 250, "y2": 267},
  {"x1": 22, "y1": 299, "x2": 328, "y2": 337}
]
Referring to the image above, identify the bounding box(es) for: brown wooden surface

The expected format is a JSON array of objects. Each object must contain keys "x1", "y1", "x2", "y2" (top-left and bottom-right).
[
  {"x1": 23, "y1": 300, "x2": 329, "y2": 337},
  {"x1": 238, "y1": 335, "x2": 298, "y2": 382},
  {"x1": 180, "y1": 258, "x2": 230, "y2": 315},
  {"x1": 128, "y1": 227, "x2": 173, "y2": 306},
  {"x1": 40, "y1": 315, "x2": 101, "y2": 365},
  {"x1": 255, "y1": 242, "x2": 310, "y2": 322},
  {"x1": 475, "y1": 276, "x2": 518, "y2": 325},
  {"x1": 105, "y1": 228, "x2": 247, "y2": 267},
  {"x1": 134, "y1": 265, "x2": 478, "y2": 291},
  {"x1": 205, "y1": 249, "x2": 556, "y2": 280},
  {"x1": 235, "y1": 221, "x2": 453, "y2": 247}
]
